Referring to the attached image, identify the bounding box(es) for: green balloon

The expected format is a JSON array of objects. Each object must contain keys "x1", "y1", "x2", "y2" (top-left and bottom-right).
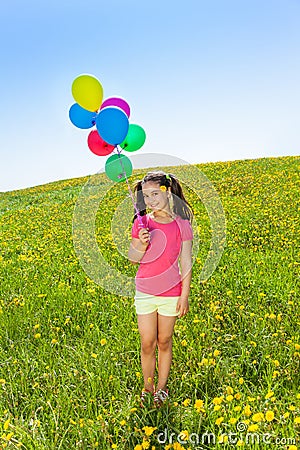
[
  {"x1": 120, "y1": 124, "x2": 146, "y2": 152},
  {"x1": 105, "y1": 154, "x2": 133, "y2": 183}
]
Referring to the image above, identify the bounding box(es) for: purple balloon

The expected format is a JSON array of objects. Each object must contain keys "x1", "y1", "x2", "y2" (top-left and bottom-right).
[{"x1": 100, "y1": 97, "x2": 130, "y2": 118}]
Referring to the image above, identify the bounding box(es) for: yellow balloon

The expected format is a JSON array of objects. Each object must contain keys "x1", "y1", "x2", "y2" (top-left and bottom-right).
[{"x1": 72, "y1": 74, "x2": 103, "y2": 112}]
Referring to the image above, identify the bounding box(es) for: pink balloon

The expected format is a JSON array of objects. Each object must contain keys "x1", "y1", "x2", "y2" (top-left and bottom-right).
[
  {"x1": 87, "y1": 130, "x2": 115, "y2": 156},
  {"x1": 100, "y1": 97, "x2": 130, "y2": 118}
]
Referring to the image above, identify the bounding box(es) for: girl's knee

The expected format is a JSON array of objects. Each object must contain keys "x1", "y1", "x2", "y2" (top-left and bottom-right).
[
  {"x1": 141, "y1": 339, "x2": 157, "y2": 354},
  {"x1": 157, "y1": 335, "x2": 172, "y2": 351}
]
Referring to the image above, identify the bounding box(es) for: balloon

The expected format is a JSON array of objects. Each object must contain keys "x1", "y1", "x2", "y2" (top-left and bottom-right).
[
  {"x1": 87, "y1": 130, "x2": 114, "y2": 156},
  {"x1": 100, "y1": 97, "x2": 130, "y2": 117},
  {"x1": 69, "y1": 103, "x2": 97, "y2": 129},
  {"x1": 105, "y1": 153, "x2": 132, "y2": 183},
  {"x1": 96, "y1": 107, "x2": 129, "y2": 146},
  {"x1": 72, "y1": 74, "x2": 103, "y2": 112},
  {"x1": 120, "y1": 124, "x2": 146, "y2": 152}
]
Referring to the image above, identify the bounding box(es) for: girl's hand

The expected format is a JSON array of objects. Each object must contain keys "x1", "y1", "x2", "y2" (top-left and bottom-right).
[
  {"x1": 138, "y1": 228, "x2": 150, "y2": 246},
  {"x1": 176, "y1": 297, "x2": 189, "y2": 318}
]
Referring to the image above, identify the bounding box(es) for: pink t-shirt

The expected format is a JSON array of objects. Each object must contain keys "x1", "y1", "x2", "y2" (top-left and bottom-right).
[{"x1": 131, "y1": 214, "x2": 193, "y2": 296}]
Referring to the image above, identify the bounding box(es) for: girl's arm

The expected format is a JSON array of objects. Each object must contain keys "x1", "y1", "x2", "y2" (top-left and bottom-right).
[
  {"x1": 179, "y1": 240, "x2": 193, "y2": 299},
  {"x1": 176, "y1": 240, "x2": 193, "y2": 318},
  {"x1": 128, "y1": 228, "x2": 150, "y2": 263}
]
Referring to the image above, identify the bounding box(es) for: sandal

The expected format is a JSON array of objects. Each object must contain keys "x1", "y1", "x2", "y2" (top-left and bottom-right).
[
  {"x1": 140, "y1": 389, "x2": 153, "y2": 407},
  {"x1": 154, "y1": 389, "x2": 169, "y2": 407}
]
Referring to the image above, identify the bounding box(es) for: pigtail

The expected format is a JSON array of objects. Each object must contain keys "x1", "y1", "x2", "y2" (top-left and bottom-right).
[
  {"x1": 168, "y1": 174, "x2": 193, "y2": 223},
  {"x1": 132, "y1": 180, "x2": 147, "y2": 222}
]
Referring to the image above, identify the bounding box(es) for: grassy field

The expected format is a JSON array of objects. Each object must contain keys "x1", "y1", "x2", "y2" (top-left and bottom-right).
[{"x1": 0, "y1": 155, "x2": 299, "y2": 449}]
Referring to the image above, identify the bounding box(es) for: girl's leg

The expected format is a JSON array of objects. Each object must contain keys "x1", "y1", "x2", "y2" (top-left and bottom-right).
[
  {"x1": 137, "y1": 312, "x2": 158, "y2": 392},
  {"x1": 156, "y1": 314, "x2": 177, "y2": 391}
]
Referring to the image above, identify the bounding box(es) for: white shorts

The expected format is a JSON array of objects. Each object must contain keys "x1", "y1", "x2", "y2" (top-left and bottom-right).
[{"x1": 134, "y1": 290, "x2": 180, "y2": 317}]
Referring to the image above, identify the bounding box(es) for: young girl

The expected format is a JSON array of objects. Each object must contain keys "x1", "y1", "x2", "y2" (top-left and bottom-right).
[{"x1": 128, "y1": 171, "x2": 193, "y2": 406}]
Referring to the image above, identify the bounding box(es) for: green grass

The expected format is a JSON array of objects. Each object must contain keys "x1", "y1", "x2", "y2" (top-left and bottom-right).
[{"x1": 0, "y1": 155, "x2": 299, "y2": 449}]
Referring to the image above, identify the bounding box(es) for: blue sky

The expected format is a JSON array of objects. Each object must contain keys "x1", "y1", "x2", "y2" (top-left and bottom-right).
[{"x1": 1, "y1": 0, "x2": 299, "y2": 191}]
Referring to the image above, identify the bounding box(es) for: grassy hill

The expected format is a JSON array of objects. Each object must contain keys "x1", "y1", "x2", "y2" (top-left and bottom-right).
[{"x1": 0, "y1": 155, "x2": 299, "y2": 449}]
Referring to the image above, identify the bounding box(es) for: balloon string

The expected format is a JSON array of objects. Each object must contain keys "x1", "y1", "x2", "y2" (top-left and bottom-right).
[{"x1": 115, "y1": 147, "x2": 144, "y2": 229}]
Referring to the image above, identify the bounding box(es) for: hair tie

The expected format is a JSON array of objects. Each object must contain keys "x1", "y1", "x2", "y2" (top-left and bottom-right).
[{"x1": 165, "y1": 174, "x2": 171, "y2": 181}]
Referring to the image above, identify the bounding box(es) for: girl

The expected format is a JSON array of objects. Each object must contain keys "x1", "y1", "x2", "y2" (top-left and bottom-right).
[{"x1": 128, "y1": 171, "x2": 193, "y2": 407}]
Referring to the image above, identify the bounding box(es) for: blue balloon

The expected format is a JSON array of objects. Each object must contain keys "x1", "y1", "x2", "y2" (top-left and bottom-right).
[
  {"x1": 69, "y1": 103, "x2": 97, "y2": 129},
  {"x1": 96, "y1": 107, "x2": 129, "y2": 146}
]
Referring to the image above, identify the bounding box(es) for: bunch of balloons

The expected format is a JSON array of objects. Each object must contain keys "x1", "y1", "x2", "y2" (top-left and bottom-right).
[{"x1": 69, "y1": 74, "x2": 146, "y2": 183}]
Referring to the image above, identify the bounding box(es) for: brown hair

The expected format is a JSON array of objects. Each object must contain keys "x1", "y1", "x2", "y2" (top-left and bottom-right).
[{"x1": 133, "y1": 171, "x2": 193, "y2": 222}]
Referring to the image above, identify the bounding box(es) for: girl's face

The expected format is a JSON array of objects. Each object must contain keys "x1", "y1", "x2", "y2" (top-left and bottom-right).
[{"x1": 142, "y1": 181, "x2": 171, "y2": 214}]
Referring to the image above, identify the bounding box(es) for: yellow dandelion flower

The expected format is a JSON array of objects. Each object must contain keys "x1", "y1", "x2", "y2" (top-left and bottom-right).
[
  {"x1": 243, "y1": 405, "x2": 251, "y2": 416},
  {"x1": 252, "y1": 412, "x2": 264, "y2": 422},
  {"x1": 215, "y1": 417, "x2": 224, "y2": 426},
  {"x1": 142, "y1": 440, "x2": 150, "y2": 449},
  {"x1": 179, "y1": 430, "x2": 189, "y2": 441},
  {"x1": 142, "y1": 426, "x2": 157, "y2": 437},
  {"x1": 0, "y1": 379, "x2": 6, "y2": 384},
  {"x1": 213, "y1": 349, "x2": 220, "y2": 357},
  {"x1": 34, "y1": 333, "x2": 41, "y2": 339},
  {"x1": 173, "y1": 443, "x2": 185, "y2": 450},
  {"x1": 295, "y1": 344, "x2": 300, "y2": 350},
  {"x1": 120, "y1": 420, "x2": 126, "y2": 426},
  {"x1": 183, "y1": 398, "x2": 191, "y2": 407},
  {"x1": 265, "y1": 391, "x2": 274, "y2": 399},
  {"x1": 194, "y1": 399, "x2": 205, "y2": 412},
  {"x1": 100, "y1": 338, "x2": 107, "y2": 346},
  {"x1": 294, "y1": 416, "x2": 300, "y2": 424},
  {"x1": 239, "y1": 378, "x2": 244, "y2": 384},
  {"x1": 194, "y1": 399, "x2": 204, "y2": 408},
  {"x1": 235, "y1": 393, "x2": 241, "y2": 400},
  {"x1": 4, "y1": 432, "x2": 14, "y2": 441},
  {"x1": 287, "y1": 446, "x2": 297, "y2": 450},
  {"x1": 226, "y1": 395, "x2": 234, "y2": 402},
  {"x1": 134, "y1": 445, "x2": 143, "y2": 450},
  {"x1": 91, "y1": 353, "x2": 98, "y2": 358},
  {"x1": 226, "y1": 386, "x2": 234, "y2": 395},
  {"x1": 265, "y1": 410, "x2": 275, "y2": 422},
  {"x1": 181, "y1": 339, "x2": 187, "y2": 346},
  {"x1": 229, "y1": 418, "x2": 238, "y2": 425},
  {"x1": 218, "y1": 434, "x2": 228, "y2": 443},
  {"x1": 213, "y1": 396, "x2": 224, "y2": 405},
  {"x1": 214, "y1": 405, "x2": 221, "y2": 411},
  {"x1": 4, "y1": 419, "x2": 10, "y2": 430},
  {"x1": 237, "y1": 440, "x2": 245, "y2": 446},
  {"x1": 248, "y1": 424, "x2": 259, "y2": 432}
]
